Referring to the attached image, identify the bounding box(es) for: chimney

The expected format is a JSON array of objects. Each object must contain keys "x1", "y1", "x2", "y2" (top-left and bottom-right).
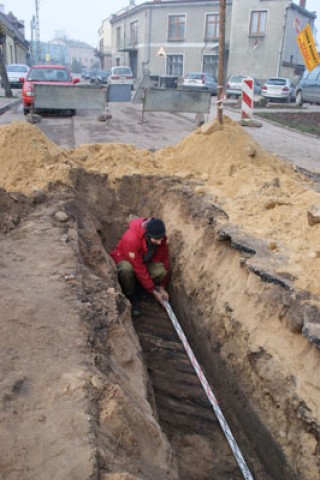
[
  {"x1": 129, "y1": 0, "x2": 135, "y2": 5},
  {"x1": 0, "y1": 4, "x2": 5, "y2": 14},
  {"x1": 299, "y1": 0, "x2": 306, "y2": 8}
]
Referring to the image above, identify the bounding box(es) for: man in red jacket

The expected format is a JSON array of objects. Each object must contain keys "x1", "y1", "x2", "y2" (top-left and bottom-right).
[{"x1": 110, "y1": 217, "x2": 170, "y2": 317}]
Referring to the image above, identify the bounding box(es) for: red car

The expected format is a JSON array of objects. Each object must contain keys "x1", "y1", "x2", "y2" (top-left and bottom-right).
[{"x1": 21, "y1": 65, "x2": 80, "y2": 115}]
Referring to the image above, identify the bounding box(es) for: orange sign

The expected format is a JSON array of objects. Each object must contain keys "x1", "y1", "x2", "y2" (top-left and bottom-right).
[{"x1": 297, "y1": 24, "x2": 320, "y2": 72}]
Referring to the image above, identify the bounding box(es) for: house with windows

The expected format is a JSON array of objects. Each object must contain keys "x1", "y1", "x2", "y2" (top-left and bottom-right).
[
  {"x1": 228, "y1": 0, "x2": 317, "y2": 81},
  {"x1": 29, "y1": 39, "x2": 97, "y2": 70},
  {"x1": 106, "y1": 0, "x2": 317, "y2": 83},
  {"x1": 108, "y1": 0, "x2": 232, "y2": 79},
  {"x1": 0, "y1": 5, "x2": 29, "y2": 65}
]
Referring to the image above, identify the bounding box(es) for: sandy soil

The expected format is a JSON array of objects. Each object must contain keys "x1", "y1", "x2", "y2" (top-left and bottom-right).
[{"x1": 0, "y1": 118, "x2": 319, "y2": 479}]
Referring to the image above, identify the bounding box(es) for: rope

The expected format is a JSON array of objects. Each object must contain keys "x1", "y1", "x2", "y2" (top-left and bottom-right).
[{"x1": 164, "y1": 300, "x2": 255, "y2": 480}]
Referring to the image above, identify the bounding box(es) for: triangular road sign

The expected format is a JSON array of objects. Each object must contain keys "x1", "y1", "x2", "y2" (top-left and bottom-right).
[{"x1": 156, "y1": 46, "x2": 167, "y2": 57}]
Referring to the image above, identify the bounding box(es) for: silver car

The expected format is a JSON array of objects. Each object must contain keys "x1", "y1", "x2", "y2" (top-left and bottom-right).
[
  {"x1": 261, "y1": 77, "x2": 296, "y2": 103},
  {"x1": 3, "y1": 64, "x2": 30, "y2": 88},
  {"x1": 226, "y1": 74, "x2": 261, "y2": 98},
  {"x1": 182, "y1": 72, "x2": 217, "y2": 95},
  {"x1": 295, "y1": 65, "x2": 320, "y2": 106}
]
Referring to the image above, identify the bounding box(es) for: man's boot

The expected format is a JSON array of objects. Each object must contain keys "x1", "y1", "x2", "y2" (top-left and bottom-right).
[{"x1": 128, "y1": 294, "x2": 141, "y2": 317}]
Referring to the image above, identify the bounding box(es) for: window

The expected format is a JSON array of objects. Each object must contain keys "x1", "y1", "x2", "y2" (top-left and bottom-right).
[
  {"x1": 205, "y1": 14, "x2": 220, "y2": 41},
  {"x1": 168, "y1": 15, "x2": 186, "y2": 41},
  {"x1": 203, "y1": 55, "x2": 218, "y2": 78},
  {"x1": 130, "y1": 21, "x2": 138, "y2": 46},
  {"x1": 249, "y1": 10, "x2": 267, "y2": 36},
  {"x1": 166, "y1": 54, "x2": 183, "y2": 76},
  {"x1": 116, "y1": 26, "x2": 121, "y2": 48}
]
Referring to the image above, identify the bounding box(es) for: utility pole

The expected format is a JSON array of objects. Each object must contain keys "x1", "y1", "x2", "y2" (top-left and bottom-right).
[
  {"x1": 217, "y1": 0, "x2": 226, "y2": 124},
  {"x1": 35, "y1": 0, "x2": 41, "y2": 63},
  {"x1": 30, "y1": 16, "x2": 36, "y2": 64}
]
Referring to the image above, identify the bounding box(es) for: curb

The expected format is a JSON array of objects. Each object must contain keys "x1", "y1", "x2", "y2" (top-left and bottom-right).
[{"x1": 0, "y1": 97, "x2": 22, "y2": 115}]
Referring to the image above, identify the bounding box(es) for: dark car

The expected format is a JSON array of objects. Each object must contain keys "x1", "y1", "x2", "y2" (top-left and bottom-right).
[
  {"x1": 295, "y1": 64, "x2": 320, "y2": 106},
  {"x1": 94, "y1": 70, "x2": 110, "y2": 85},
  {"x1": 182, "y1": 72, "x2": 217, "y2": 95},
  {"x1": 89, "y1": 68, "x2": 100, "y2": 84},
  {"x1": 81, "y1": 68, "x2": 91, "y2": 80}
]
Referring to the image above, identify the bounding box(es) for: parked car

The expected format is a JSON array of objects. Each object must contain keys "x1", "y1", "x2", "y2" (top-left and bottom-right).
[
  {"x1": 225, "y1": 74, "x2": 261, "y2": 98},
  {"x1": 21, "y1": 65, "x2": 80, "y2": 115},
  {"x1": 89, "y1": 68, "x2": 100, "y2": 84},
  {"x1": 107, "y1": 66, "x2": 134, "y2": 89},
  {"x1": 261, "y1": 77, "x2": 296, "y2": 103},
  {"x1": 295, "y1": 64, "x2": 320, "y2": 106},
  {"x1": 81, "y1": 68, "x2": 91, "y2": 80},
  {"x1": 181, "y1": 72, "x2": 217, "y2": 95},
  {"x1": 94, "y1": 69, "x2": 110, "y2": 85},
  {"x1": 1, "y1": 64, "x2": 30, "y2": 89}
]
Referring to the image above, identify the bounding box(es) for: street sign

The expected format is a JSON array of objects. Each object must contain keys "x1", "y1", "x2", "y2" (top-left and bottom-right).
[
  {"x1": 156, "y1": 46, "x2": 167, "y2": 57},
  {"x1": 296, "y1": 24, "x2": 320, "y2": 72},
  {"x1": 45, "y1": 53, "x2": 50, "y2": 62}
]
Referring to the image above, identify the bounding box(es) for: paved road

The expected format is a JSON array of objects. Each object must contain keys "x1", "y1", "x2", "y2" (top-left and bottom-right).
[{"x1": 1, "y1": 89, "x2": 319, "y2": 175}]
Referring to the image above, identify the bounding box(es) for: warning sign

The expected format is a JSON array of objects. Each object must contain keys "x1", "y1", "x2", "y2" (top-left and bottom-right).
[
  {"x1": 156, "y1": 46, "x2": 167, "y2": 57},
  {"x1": 296, "y1": 24, "x2": 320, "y2": 72}
]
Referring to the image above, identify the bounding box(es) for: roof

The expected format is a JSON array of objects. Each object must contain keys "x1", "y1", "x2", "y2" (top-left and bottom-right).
[
  {"x1": 110, "y1": 0, "x2": 225, "y2": 23},
  {"x1": 291, "y1": 2, "x2": 317, "y2": 20},
  {"x1": 0, "y1": 11, "x2": 29, "y2": 49}
]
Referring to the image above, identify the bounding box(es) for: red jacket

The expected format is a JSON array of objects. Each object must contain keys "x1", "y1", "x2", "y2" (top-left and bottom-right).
[{"x1": 110, "y1": 218, "x2": 169, "y2": 292}]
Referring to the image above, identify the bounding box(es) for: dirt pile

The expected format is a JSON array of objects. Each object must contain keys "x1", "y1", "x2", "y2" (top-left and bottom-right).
[{"x1": 1, "y1": 119, "x2": 320, "y2": 297}]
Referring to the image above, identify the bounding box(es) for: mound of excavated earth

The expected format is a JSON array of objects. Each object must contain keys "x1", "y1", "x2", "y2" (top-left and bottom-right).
[{"x1": 0, "y1": 119, "x2": 319, "y2": 480}]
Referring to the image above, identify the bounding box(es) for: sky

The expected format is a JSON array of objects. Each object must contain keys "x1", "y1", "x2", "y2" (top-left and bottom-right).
[
  {"x1": 4, "y1": 0, "x2": 320, "y2": 48},
  {"x1": 4, "y1": 0, "x2": 143, "y2": 47}
]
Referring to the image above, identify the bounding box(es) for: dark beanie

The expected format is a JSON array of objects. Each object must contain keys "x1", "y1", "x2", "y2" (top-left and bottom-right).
[{"x1": 146, "y1": 218, "x2": 166, "y2": 239}]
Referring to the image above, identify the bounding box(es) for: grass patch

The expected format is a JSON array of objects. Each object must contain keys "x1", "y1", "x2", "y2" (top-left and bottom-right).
[{"x1": 255, "y1": 112, "x2": 320, "y2": 138}]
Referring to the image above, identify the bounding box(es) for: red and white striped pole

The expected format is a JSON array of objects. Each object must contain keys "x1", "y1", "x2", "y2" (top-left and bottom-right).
[{"x1": 241, "y1": 78, "x2": 254, "y2": 120}]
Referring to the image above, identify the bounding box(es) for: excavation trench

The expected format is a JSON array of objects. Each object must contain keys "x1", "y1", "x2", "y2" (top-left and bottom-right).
[{"x1": 70, "y1": 170, "x2": 319, "y2": 480}]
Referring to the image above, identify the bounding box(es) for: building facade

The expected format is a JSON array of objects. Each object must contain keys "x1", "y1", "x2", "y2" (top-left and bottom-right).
[
  {"x1": 228, "y1": 0, "x2": 316, "y2": 81},
  {"x1": 98, "y1": 17, "x2": 112, "y2": 70},
  {"x1": 109, "y1": 0, "x2": 231, "y2": 79},
  {"x1": 106, "y1": 0, "x2": 317, "y2": 83},
  {"x1": 0, "y1": 5, "x2": 29, "y2": 65},
  {"x1": 29, "y1": 39, "x2": 97, "y2": 70}
]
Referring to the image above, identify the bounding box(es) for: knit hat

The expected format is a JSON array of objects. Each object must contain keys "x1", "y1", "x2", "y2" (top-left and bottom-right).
[{"x1": 146, "y1": 218, "x2": 166, "y2": 239}]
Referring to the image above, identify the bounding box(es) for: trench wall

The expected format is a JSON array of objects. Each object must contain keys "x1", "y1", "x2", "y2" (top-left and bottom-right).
[{"x1": 72, "y1": 170, "x2": 320, "y2": 480}]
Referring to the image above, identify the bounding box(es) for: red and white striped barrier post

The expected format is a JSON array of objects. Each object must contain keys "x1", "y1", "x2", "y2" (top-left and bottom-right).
[{"x1": 241, "y1": 78, "x2": 254, "y2": 120}]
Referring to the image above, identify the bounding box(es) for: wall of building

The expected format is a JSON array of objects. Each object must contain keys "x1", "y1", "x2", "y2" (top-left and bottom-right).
[
  {"x1": 108, "y1": 0, "x2": 317, "y2": 83},
  {"x1": 282, "y1": 6, "x2": 315, "y2": 81},
  {"x1": 228, "y1": 0, "x2": 289, "y2": 82},
  {"x1": 67, "y1": 46, "x2": 96, "y2": 68},
  {"x1": 99, "y1": 18, "x2": 112, "y2": 70},
  {"x1": 110, "y1": 1, "x2": 231, "y2": 79}
]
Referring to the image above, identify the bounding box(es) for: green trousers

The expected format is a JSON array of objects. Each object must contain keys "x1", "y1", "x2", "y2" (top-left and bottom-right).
[{"x1": 117, "y1": 260, "x2": 167, "y2": 296}]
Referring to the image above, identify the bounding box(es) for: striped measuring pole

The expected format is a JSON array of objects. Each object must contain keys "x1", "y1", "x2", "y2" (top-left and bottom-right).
[
  {"x1": 164, "y1": 301, "x2": 255, "y2": 480},
  {"x1": 241, "y1": 78, "x2": 254, "y2": 120}
]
